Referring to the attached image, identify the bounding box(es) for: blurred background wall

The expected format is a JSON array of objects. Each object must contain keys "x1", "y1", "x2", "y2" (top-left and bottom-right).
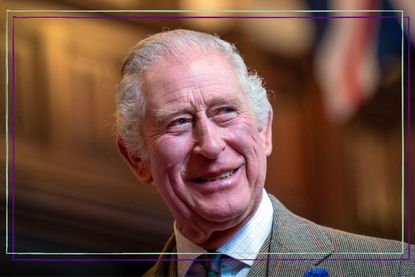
[{"x1": 1, "y1": 0, "x2": 414, "y2": 275}]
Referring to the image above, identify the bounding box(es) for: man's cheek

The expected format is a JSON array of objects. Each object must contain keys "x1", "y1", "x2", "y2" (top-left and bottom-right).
[
  {"x1": 152, "y1": 137, "x2": 191, "y2": 169},
  {"x1": 228, "y1": 124, "x2": 260, "y2": 153}
]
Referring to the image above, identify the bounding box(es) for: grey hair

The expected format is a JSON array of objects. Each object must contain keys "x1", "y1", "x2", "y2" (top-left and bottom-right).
[{"x1": 116, "y1": 29, "x2": 271, "y2": 158}]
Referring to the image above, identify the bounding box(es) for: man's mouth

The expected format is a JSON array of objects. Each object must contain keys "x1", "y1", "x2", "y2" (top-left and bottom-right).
[{"x1": 193, "y1": 168, "x2": 238, "y2": 183}]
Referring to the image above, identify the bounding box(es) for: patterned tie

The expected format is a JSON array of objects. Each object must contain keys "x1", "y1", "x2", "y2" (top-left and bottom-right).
[{"x1": 199, "y1": 253, "x2": 224, "y2": 277}]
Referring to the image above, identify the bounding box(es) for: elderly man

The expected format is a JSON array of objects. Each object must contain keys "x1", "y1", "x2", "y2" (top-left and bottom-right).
[{"x1": 116, "y1": 29, "x2": 414, "y2": 276}]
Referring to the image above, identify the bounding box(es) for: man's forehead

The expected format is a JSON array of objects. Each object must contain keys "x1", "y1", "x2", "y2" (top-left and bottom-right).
[
  {"x1": 141, "y1": 52, "x2": 243, "y2": 101},
  {"x1": 145, "y1": 73, "x2": 225, "y2": 96},
  {"x1": 153, "y1": 95, "x2": 244, "y2": 114},
  {"x1": 143, "y1": 50, "x2": 236, "y2": 81}
]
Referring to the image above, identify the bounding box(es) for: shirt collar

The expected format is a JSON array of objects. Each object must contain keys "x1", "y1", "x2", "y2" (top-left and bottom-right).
[{"x1": 174, "y1": 189, "x2": 274, "y2": 277}]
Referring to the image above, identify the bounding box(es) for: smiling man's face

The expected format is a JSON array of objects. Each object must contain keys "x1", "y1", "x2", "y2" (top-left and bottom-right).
[{"x1": 130, "y1": 51, "x2": 272, "y2": 244}]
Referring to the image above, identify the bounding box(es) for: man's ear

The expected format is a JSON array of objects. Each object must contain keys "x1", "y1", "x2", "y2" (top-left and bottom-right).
[
  {"x1": 116, "y1": 137, "x2": 153, "y2": 184},
  {"x1": 259, "y1": 109, "x2": 273, "y2": 156}
]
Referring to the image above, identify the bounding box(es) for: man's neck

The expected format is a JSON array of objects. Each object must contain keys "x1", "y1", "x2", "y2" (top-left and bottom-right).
[
  {"x1": 174, "y1": 190, "x2": 274, "y2": 277},
  {"x1": 176, "y1": 192, "x2": 265, "y2": 250}
]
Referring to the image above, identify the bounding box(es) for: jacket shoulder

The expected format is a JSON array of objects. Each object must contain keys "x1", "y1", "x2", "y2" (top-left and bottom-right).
[
  {"x1": 143, "y1": 234, "x2": 177, "y2": 277},
  {"x1": 267, "y1": 194, "x2": 415, "y2": 275}
]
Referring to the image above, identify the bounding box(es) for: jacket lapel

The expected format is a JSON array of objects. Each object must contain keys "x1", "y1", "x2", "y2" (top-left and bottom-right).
[
  {"x1": 250, "y1": 195, "x2": 334, "y2": 275},
  {"x1": 143, "y1": 234, "x2": 177, "y2": 276},
  {"x1": 147, "y1": 194, "x2": 335, "y2": 276},
  {"x1": 247, "y1": 233, "x2": 271, "y2": 276}
]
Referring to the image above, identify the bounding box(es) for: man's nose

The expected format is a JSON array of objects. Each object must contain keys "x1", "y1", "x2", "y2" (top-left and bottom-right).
[{"x1": 193, "y1": 117, "x2": 225, "y2": 159}]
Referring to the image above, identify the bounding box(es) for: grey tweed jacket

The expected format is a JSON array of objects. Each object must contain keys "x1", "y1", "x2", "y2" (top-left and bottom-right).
[{"x1": 144, "y1": 195, "x2": 415, "y2": 276}]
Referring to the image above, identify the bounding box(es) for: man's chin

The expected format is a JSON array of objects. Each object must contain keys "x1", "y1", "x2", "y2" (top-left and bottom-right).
[{"x1": 198, "y1": 205, "x2": 250, "y2": 226}]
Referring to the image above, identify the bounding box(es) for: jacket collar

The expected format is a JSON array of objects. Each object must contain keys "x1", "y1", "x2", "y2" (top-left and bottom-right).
[
  {"x1": 146, "y1": 194, "x2": 335, "y2": 276},
  {"x1": 253, "y1": 195, "x2": 334, "y2": 276}
]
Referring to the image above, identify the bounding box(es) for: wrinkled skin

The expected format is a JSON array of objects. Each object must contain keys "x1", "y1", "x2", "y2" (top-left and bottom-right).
[{"x1": 118, "y1": 51, "x2": 273, "y2": 249}]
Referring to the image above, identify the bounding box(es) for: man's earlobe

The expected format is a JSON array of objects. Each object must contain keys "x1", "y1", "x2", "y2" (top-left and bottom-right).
[
  {"x1": 116, "y1": 137, "x2": 153, "y2": 184},
  {"x1": 136, "y1": 161, "x2": 153, "y2": 183},
  {"x1": 260, "y1": 109, "x2": 273, "y2": 156}
]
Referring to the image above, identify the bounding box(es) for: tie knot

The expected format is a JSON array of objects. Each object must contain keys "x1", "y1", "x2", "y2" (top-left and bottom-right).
[{"x1": 198, "y1": 253, "x2": 224, "y2": 277}]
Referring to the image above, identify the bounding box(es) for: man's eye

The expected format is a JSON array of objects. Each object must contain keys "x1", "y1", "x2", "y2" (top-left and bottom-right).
[
  {"x1": 216, "y1": 106, "x2": 237, "y2": 115},
  {"x1": 221, "y1": 107, "x2": 235, "y2": 113},
  {"x1": 169, "y1": 117, "x2": 192, "y2": 128},
  {"x1": 212, "y1": 106, "x2": 237, "y2": 123},
  {"x1": 174, "y1": 118, "x2": 189, "y2": 125}
]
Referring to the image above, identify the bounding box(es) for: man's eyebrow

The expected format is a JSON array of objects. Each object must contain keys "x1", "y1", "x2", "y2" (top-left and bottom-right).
[
  {"x1": 153, "y1": 106, "x2": 192, "y2": 125},
  {"x1": 207, "y1": 97, "x2": 244, "y2": 109},
  {"x1": 152, "y1": 97, "x2": 245, "y2": 124},
  {"x1": 223, "y1": 97, "x2": 244, "y2": 108}
]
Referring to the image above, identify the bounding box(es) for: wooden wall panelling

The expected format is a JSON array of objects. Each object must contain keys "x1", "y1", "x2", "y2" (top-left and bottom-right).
[{"x1": 10, "y1": 13, "x2": 173, "y2": 252}]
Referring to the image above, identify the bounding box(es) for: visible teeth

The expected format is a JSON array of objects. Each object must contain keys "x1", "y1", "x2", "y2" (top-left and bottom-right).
[{"x1": 198, "y1": 170, "x2": 235, "y2": 182}]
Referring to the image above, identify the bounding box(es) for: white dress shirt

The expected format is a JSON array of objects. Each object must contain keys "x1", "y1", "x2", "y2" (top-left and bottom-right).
[{"x1": 174, "y1": 189, "x2": 274, "y2": 277}]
